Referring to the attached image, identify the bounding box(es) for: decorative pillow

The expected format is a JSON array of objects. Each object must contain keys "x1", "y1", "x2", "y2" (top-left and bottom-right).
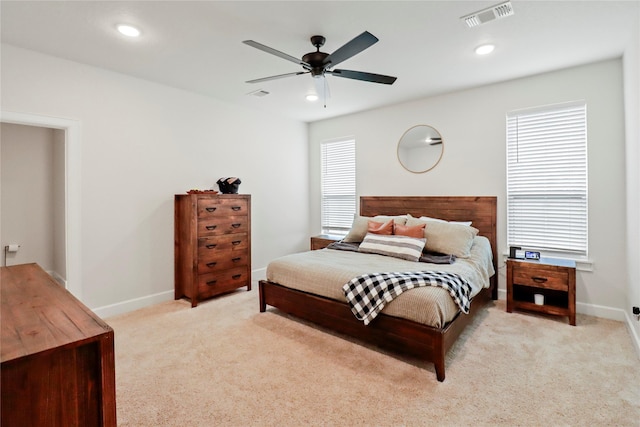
[
  {"x1": 394, "y1": 223, "x2": 426, "y2": 238},
  {"x1": 412, "y1": 214, "x2": 473, "y2": 227},
  {"x1": 343, "y1": 215, "x2": 408, "y2": 242},
  {"x1": 406, "y1": 217, "x2": 479, "y2": 258},
  {"x1": 367, "y1": 219, "x2": 394, "y2": 235},
  {"x1": 358, "y1": 233, "x2": 426, "y2": 262}
]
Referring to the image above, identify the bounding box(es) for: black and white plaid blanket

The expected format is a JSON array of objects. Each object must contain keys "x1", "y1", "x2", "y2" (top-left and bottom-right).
[{"x1": 343, "y1": 271, "x2": 472, "y2": 325}]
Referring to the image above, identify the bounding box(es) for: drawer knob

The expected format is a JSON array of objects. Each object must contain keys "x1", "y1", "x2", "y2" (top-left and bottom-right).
[
  {"x1": 232, "y1": 274, "x2": 242, "y2": 280},
  {"x1": 206, "y1": 225, "x2": 217, "y2": 230},
  {"x1": 231, "y1": 223, "x2": 241, "y2": 228},
  {"x1": 232, "y1": 257, "x2": 241, "y2": 262},
  {"x1": 206, "y1": 244, "x2": 217, "y2": 249},
  {"x1": 231, "y1": 206, "x2": 241, "y2": 211},
  {"x1": 206, "y1": 262, "x2": 217, "y2": 268},
  {"x1": 206, "y1": 280, "x2": 217, "y2": 286},
  {"x1": 205, "y1": 207, "x2": 217, "y2": 212},
  {"x1": 232, "y1": 240, "x2": 241, "y2": 245},
  {"x1": 532, "y1": 276, "x2": 548, "y2": 283}
]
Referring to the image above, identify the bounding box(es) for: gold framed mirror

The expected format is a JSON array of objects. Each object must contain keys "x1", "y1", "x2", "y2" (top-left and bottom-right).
[{"x1": 397, "y1": 125, "x2": 444, "y2": 173}]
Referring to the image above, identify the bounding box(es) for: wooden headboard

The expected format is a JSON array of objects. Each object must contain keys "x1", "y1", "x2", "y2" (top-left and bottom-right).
[{"x1": 360, "y1": 196, "x2": 498, "y2": 294}]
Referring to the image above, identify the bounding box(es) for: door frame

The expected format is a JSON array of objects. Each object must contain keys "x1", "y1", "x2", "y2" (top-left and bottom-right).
[{"x1": 1, "y1": 111, "x2": 82, "y2": 301}]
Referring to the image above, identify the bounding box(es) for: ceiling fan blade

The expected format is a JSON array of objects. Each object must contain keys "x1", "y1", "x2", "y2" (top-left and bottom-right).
[
  {"x1": 246, "y1": 71, "x2": 308, "y2": 84},
  {"x1": 323, "y1": 31, "x2": 378, "y2": 68},
  {"x1": 329, "y1": 69, "x2": 397, "y2": 85},
  {"x1": 243, "y1": 40, "x2": 311, "y2": 68}
]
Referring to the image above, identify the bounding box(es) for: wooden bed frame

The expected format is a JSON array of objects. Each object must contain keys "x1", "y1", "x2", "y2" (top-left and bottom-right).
[{"x1": 259, "y1": 196, "x2": 497, "y2": 382}]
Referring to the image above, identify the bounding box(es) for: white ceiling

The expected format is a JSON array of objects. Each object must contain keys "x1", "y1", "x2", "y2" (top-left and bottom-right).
[{"x1": 1, "y1": 1, "x2": 638, "y2": 123}]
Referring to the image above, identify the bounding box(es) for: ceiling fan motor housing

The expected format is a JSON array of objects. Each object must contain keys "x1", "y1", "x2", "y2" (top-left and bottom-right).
[{"x1": 304, "y1": 35, "x2": 330, "y2": 77}]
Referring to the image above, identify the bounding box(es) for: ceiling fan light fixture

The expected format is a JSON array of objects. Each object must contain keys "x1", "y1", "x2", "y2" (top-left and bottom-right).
[
  {"x1": 475, "y1": 44, "x2": 495, "y2": 55},
  {"x1": 117, "y1": 24, "x2": 141, "y2": 38}
]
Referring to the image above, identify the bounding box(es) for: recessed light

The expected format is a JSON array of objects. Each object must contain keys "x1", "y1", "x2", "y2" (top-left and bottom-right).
[
  {"x1": 306, "y1": 94, "x2": 319, "y2": 102},
  {"x1": 475, "y1": 44, "x2": 495, "y2": 55},
  {"x1": 117, "y1": 24, "x2": 141, "y2": 37}
]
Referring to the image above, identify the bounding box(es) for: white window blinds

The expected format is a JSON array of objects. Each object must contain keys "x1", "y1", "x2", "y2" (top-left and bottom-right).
[
  {"x1": 321, "y1": 139, "x2": 356, "y2": 234},
  {"x1": 506, "y1": 101, "x2": 588, "y2": 256}
]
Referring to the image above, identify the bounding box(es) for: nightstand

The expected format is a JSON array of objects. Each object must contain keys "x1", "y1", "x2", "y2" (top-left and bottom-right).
[
  {"x1": 506, "y1": 257, "x2": 576, "y2": 325},
  {"x1": 310, "y1": 234, "x2": 341, "y2": 250}
]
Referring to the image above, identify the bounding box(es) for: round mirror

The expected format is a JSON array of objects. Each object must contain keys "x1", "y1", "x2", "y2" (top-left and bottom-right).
[{"x1": 397, "y1": 125, "x2": 444, "y2": 173}]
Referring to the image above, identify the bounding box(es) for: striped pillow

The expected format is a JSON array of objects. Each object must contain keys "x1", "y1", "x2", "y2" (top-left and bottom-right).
[{"x1": 358, "y1": 233, "x2": 426, "y2": 262}]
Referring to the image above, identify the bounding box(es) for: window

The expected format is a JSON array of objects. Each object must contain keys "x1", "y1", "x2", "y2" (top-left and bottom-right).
[
  {"x1": 321, "y1": 138, "x2": 356, "y2": 235},
  {"x1": 506, "y1": 101, "x2": 588, "y2": 257}
]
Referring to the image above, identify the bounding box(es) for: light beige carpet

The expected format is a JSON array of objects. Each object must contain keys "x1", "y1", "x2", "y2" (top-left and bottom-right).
[{"x1": 107, "y1": 286, "x2": 640, "y2": 426}]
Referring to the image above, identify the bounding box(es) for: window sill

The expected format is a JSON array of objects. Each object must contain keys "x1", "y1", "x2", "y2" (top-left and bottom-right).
[{"x1": 501, "y1": 252, "x2": 593, "y2": 272}]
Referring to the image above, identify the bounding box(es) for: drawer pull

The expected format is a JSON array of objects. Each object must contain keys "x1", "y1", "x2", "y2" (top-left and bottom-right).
[
  {"x1": 232, "y1": 274, "x2": 242, "y2": 280},
  {"x1": 206, "y1": 280, "x2": 217, "y2": 286},
  {"x1": 232, "y1": 257, "x2": 241, "y2": 262},
  {"x1": 206, "y1": 244, "x2": 217, "y2": 249},
  {"x1": 231, "y1": 206, "x2": 242, "y2": 211},
  {"x1": 532, "y1": 276, "x2": 548, "y2": 283},
  {"x1": 205, "y1": 207, "x2": 217, "y2": 212},
  {"x1": 206, "y1": 262, "x2": 217, "y2": 268},
  {"x1": 206, "y1": 225, "x2": 217, "y2": 230},
  {"x1": 231, "y1": 223, "x2": 241, "y2": 228},
  {"x1": 232, "y1": 240, "x2": 241, "y2": 245}
]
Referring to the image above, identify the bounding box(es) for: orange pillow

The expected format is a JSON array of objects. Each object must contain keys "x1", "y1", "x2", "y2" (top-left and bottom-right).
[
  {"x1": 394, "y1": 223, "x2": 426, "y2": 238},
  {"x1": 367, "y1": 219, "x2": 394, "y2": 235}
]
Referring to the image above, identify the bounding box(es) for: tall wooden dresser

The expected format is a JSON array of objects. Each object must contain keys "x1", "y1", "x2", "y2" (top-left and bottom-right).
[{"x1": 174, "y1": 193, "x2": 251, "y2": 307}]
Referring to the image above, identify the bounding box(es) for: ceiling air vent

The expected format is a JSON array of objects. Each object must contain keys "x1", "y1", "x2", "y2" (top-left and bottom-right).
[
  {"x1": 247, "y1": 89, "x2": 270, "y2": 97},
  {"x1": 461, "y1": 1, "x2": 514, "y2": 28}
]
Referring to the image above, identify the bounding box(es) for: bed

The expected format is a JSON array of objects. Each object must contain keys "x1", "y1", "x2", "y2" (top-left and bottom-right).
[{"x1": 259, "y1": 196, "x2": 497, "y2": 381}]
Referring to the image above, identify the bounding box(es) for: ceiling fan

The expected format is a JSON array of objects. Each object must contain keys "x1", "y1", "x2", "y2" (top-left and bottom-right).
[{"x1": 242, "y1": 31, "x2": 397, "y2": 100}]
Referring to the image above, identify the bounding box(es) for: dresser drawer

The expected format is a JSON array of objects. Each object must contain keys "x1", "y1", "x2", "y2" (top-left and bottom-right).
[
  {"x1": 198, "y1": 234, "x2": 248, "y2": 253},
  {"x1": 198, "y1": 252, "x2": 248, "y2": 273},
  {"x1": 198, "y1": 267, "x2": 249, "y2": 298},
  {"x1": 197, "y1": 216, "x2": 249, "y2": 236},
  {"x1": 197, "y1": 198, "x2": 249, "y2": 218},
  {"x1": 512, "y1": 264, "x2": 569, "y2": 291}
]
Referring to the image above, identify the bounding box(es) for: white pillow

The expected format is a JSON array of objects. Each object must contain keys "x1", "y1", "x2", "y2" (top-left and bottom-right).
[
  {"x1": 415, "y1": 215, "x2": 472, "y2": 227},
  {"x1": 358, "y1": 233, "x2": 426, "y2": 262},
  {"x1": 406, "y1": 217, "x2": 478, "y2": 258},
  {"x1": 343, "y1": 215, "x2": 408, "y2": 243}
]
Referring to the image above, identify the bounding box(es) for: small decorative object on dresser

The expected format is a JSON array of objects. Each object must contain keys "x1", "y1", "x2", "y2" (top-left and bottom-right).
[
  {"x1": 216, "y1": 177, "x2": 241, "y2": 194},
  {"x1": 506, "y1": 257, "x2": 576, "y2": 325},
  {"x1": 174, "y1": 193, "x2": 251, "y2": 307}
]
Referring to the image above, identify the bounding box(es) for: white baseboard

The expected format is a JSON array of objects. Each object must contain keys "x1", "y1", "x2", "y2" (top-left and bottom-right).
[
  {"x1": 94, "y1": 267, "x2": 268, "y2": 320},
  {"x1": 93, "y1": 290, "x2": 174, "y2": 319},
  {"x1": 624, "y1": 313, "x2": 640, "y2": 360},
  {"x1": 497, "y1": 288, "x2": 640, "y2": 359},
  {"x1": 47, "y1": 270, "x2": 67, "y2": 287}
]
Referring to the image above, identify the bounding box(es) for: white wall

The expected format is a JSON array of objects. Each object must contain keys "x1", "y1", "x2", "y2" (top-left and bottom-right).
[
  {"x1": 623, "y1": 13, "x2": 640, "y2": 347},
  {"x1": 52, "y1": 128, "x2": 66, "y2": 280},
  {"x1": 1, "y1": 44, "x2": 309, "y2": 313},
  {"x1": 309, "y1": 59, "x2": 628, "y2": 315}
]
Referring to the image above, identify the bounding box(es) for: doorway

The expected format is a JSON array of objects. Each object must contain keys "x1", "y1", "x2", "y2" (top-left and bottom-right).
[{"x1": 0, "y1": 111, "x2": 82, "y2": 300}]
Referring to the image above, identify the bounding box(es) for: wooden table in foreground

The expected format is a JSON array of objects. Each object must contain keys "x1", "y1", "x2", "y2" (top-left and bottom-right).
[{"x1": 1, "y1": 263, "x2": 116, "y2": 427}]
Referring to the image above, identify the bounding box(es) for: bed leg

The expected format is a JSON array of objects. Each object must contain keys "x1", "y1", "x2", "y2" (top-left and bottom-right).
[
  {"x1": 258, "y1": 281, "x2": 266, "y2": 312},
  {"x1": 434, "y1": 361, "x2": 445, "y2": 382}
]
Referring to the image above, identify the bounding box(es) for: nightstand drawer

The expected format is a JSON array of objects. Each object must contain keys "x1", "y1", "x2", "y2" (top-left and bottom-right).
[{"x1": 512, "y1": 266, "x2": 569, "y2": 291}]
